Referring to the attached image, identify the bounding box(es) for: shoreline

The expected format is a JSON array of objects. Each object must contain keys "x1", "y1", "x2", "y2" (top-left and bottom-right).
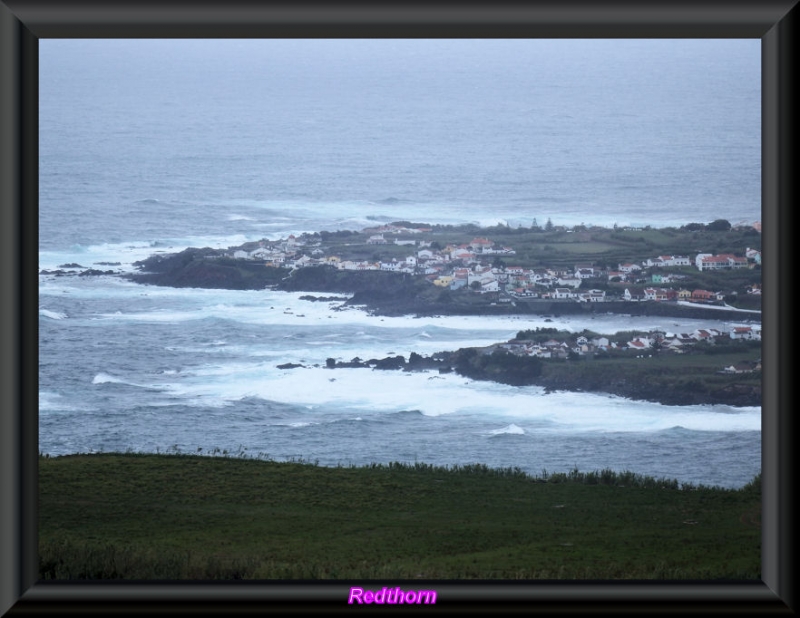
[
  {"x1": 41, "y1": 265, "x2": 762, "y2": 323},
  {"x1": 308, "y1": 348, "x2": 762, "y2": 408}
]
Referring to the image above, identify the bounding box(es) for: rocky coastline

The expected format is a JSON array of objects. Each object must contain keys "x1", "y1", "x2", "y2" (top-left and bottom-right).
[
  {"x1": 41, "y1": 249, "x2": 761, "y2": 407},
  {"x1": 279, "y1": 348, "x2": 761, "y2": 407},
  {"x1": 116, "y1": 249, "x2": 761, "y2": 323}
]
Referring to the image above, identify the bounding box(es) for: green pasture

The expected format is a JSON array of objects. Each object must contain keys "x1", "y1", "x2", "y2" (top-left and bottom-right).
[{"x1": 39, "y1": 454, "x2": 760, "y2": 580}]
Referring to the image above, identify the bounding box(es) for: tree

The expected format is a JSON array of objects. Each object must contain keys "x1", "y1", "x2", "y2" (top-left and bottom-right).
[
  {"x1": 545, "y1": 218, "x2": 554, "y2": 232},
  {"x1": 682, "y1": 222, "x2": 705, "y2": 232},
  {"x1": 707, "y1": 219, "x2": 732, "y2": 232}
]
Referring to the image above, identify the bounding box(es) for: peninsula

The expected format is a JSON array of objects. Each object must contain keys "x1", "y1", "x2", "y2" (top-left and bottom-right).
[
  {"x1": 114, "y1": 218, "x2": 762, "y2": 321},
  {"x1": 288, "y1": 324, "x2": 762, "y2": 407}
]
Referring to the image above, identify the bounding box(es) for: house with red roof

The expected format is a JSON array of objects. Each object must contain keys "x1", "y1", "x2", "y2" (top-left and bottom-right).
[
  {"x1": 695, "y1": 253, "x2": 749, "y2": 271},
  {"x1": 469, "y1": 238, "x2": 493, "y2": 252},
  {"x1": 691, "y1": 289, "x2": 716, "y2": 301},
  {"x1": 627, "y1": 337, "x2": 652, "y2": 350}
]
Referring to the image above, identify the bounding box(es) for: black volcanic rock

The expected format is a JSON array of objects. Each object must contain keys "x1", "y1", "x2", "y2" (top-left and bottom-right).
[
  {"x1": 126, "y1": 249, "x2": 287, "y2": 290},
  {"x1": 122, "y1": 250, "x2": 761, "y2": 322}
]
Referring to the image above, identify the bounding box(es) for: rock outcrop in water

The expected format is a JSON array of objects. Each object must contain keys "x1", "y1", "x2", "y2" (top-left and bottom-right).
[{"x1": 311, "y1": 346, "x2": 761, "y2": 407}]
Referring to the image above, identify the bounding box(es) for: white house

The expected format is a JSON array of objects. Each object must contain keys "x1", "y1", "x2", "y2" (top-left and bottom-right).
[
  {"x1": 619, "y1": 263, "x2": 642, "y2": 273},
  {"x1": 557, "y1": 276, "x2": 582, "y2": 288},
  {"x1": 478, "y1": 278, "x2": 499, "y2": 293},
  {"x1": 291, "y1": 255, "x2": 315, "y2": 269},
  {"x1": 579, "y1": 289, "x2": 606, "y2": 302},
  {"x1": 643, "y1": 288, "x2": 670, "y2": 301},
  {"x1": 627, "y1": 337, "x2": 652, "y2": 350},
  {"x1": 746, "y1": 248, "x2": 762, "y2": 264},
  {"x1": 646, "y1": 255, "x2": 691, "y2": 267},
  {"x1": 730, "y1": 325, "x2": 761, "y2": 340},
  {"x1": 696, "y1": 253, "x2": 749, "y2": 271},
  {"x1": 623, "y1": 288, "x2": 644, "y2": 301}
]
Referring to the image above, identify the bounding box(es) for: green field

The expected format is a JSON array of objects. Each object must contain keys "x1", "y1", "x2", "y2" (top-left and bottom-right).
[
  {"x1": 39, "y1": 454, "x2": 761, "y2": 580},
  {"x1": 316, "y1": 223, "x2": 762, "y2": 272}
]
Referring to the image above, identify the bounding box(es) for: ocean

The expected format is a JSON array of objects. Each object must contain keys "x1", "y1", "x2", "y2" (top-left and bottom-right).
[{"x1": 38, "y1": 39, "x2": 761, "y2": 488}]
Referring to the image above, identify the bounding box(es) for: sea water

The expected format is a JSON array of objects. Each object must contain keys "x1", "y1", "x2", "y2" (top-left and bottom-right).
[{"x1": 38, "y1": 39, "x2": 761, "y2": 488}]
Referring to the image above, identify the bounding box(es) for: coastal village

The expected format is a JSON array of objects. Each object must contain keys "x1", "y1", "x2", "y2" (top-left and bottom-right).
[
  {"x1": 222, "y1": 220, "x2": 762, "y2": 367},
  {"x1": 228, "y1": 222, "x2": 761, "y2": 301},
  {"x1": 484, "y1": 325, "x2": 761, "y2": 373}
]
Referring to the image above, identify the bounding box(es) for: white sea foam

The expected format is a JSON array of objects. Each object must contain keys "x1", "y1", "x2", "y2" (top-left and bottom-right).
[
  {"x1": 92, "y1": 372, "x2": 128, "y2": 385},
  {"x1": 474, "y1": 218, "x2": 509, "y2": 228},
  {"x1": 489, "y1": 423, "x2": 526, "y2": 435},
  {"x1": 39, "y1": 309, "x2": 67, "y2": 320},
  {"x1": 39, "y1": 233, "x2": 264, "y2": 273},
  {"x1": 86, "y1": 287, "x2": 738, "y2": 339},
  {"x1": 39, "y1": 391, "x2": 84, "y2": 412},
  {"x1": 156, "y1": 362, "x2": 760, "y2": 433},
  {"x1": 91, "y1": 372, "x2": 164, "y2": 391},
  {"x1": 525, "y1": 390, "x2": 761, "y2": 433}
]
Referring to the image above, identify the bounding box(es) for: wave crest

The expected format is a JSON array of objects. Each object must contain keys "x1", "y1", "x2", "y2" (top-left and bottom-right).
[
  {"x1": 489, "y1": 423, "x2": 526, "y2": 436},
  {"x1": 40, "y1": 309, "x2": 67, "y2": 320}
]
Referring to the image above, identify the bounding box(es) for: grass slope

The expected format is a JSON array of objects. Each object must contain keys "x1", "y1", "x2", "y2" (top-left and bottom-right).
[{"x1": 39, "y1": 454, "x2": 761, "y2": 580}]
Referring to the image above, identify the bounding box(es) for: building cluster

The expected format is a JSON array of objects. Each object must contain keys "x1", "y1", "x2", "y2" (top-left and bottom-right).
[
  {"x1": 491, "y1": 325, "x2": 761, "y2": 360},
  {"x1": 226, "y1": 229, "x2": 761, "y2": 304}
]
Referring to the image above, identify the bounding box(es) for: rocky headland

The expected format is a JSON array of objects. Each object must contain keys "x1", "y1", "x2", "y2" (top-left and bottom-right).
[
  {"x1": 281, "y1": 346, "x2": 761, "y2": 407},
  {"x1": 118, "y1": 248, "x2": 761, "y2": 322}
]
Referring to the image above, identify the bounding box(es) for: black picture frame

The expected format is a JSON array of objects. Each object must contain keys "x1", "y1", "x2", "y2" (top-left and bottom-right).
[{"x1": 2, "y1": 1, "x2": 795, "y2": 614}]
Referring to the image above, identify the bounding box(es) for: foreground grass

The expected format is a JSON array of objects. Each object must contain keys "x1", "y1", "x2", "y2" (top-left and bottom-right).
[{"x1": 39, "y1": 453, "x2": 761, "y2": 580}]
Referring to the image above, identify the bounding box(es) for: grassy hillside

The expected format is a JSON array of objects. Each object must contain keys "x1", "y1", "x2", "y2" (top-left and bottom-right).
[{"x1": 39, "y1": 454, "x2": 761, "y2": 580}]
